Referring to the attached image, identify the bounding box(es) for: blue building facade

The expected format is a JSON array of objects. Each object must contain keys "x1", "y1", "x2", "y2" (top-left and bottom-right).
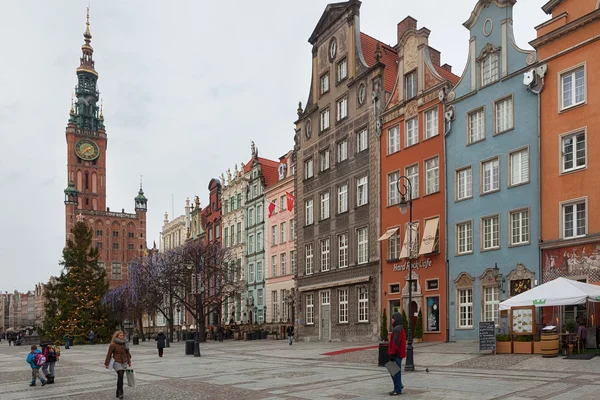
[{"x1": 445, "y1": 0, "x2": 540, "y2": 340}]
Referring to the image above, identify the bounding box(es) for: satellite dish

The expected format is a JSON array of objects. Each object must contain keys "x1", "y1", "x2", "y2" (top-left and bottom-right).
[{"x1": 523, "y1": 69, "x2": 535, "y2": 86}]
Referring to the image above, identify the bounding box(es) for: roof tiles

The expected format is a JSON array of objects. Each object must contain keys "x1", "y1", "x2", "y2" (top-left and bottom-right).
[{"x1": 360, "y1": 32, "x2": 398, "y2": 93}]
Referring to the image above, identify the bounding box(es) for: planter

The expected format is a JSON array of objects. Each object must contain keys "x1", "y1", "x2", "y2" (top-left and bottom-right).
[
  {"x1": 378, "y1": 342, "x2": 390, "y2": 367},
  {"x1": 496, "y1": 341, "x2": 512, "y2": 354},
  {"x1": 533, "y1": 341, "x2": 543, "y2": 354},
  {"x1": 414, "y1": 338, "x2": 423, "y2": 343},
  {"x1": 513, "y1": 341, "x2": 533, "y2": 354}
]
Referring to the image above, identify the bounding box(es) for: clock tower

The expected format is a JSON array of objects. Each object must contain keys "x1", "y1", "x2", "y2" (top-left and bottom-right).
[{"x1": 64, "y1": 9, "x2": 148, "y2": 287}]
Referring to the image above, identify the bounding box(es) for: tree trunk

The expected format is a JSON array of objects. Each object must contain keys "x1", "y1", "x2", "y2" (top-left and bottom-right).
[
  {"x1": 137, "y1": 312, "x2": 145, "y2": 341},
  {"x1": 199, "y1": 307, "x2": 206, "y2": 343}
]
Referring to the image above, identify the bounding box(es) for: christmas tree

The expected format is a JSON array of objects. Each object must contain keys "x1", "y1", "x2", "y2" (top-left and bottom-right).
[{"x1": 41, "y1": 221, "x2": 110, "y2": 343}]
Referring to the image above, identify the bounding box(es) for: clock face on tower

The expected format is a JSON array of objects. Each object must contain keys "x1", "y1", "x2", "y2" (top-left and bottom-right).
[{"x1": 75, "y1": 138, "x2": 100, "y2": 161}]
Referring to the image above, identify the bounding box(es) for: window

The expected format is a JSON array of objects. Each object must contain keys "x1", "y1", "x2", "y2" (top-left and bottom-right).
[
  {"x1": 561, "y1": 132, "x2": 586, "y2": 173},
  {"x1": 111, "y1": 263, "x2": 122, "y2": 280},
  {"x1": 562, "y1": 201, "x2": 586, "y2": 239},
  {"x1": 337, "y1": 58, "x2": 347, "y2": 82},
  {"x1": 224, "y1": 227, "x2": 229, "y2": 247},
  {"x1": 337, "y1": 184, "x2": 348, "y2": 213},
  {"x1": 357, "y1": 227, "x2": 368, "y2": 264},
  {"x1": 336, "y1": 97, "x2": 348, "y2": 121},
  {"x1": 387, "y1": 126, "x2": 400, "y2": 154},
  {"x1": 424, "y1": 108, "x2": 438, "y2": 139},
  {"x1": 356, "y1": 129, "x2": 368, "y2": 152},
  {"x1": 281, "y1": 289, "x2": 287, "y2": 322},
  {"x1": 304, "y1": 158, "x2": 314, "y2": 179},
  {"x1": 305, "y1": 199, "x2": 314, "y2": 225},
  {"x1": 128, "y1": 243, "x2": 134, "y2": 250},
  {"x1": 257, "y1": 232, "x2": 263, "y2": 252},
  {"x1": 290, "y1": 250, "x2": 296, "y2": 274},
  {"x1": 237, "y1": 193, "x2": 242, "y2": 208},
  {"x1": 495, "y1": 96, "x2": 513, "y2": 134},
  {"x1": 484, "y1": 287, "x2": 499, "y2": 326},
  {"x1": 290, "y1": 219, "x2": 295, "y2": 240},
  {"x1": 426, "y1": 296, "x2": 440, "y2": 332},
  {"x1": 457, "y1": 221, "x2": 473, "y2": 254},
  {"x1": 358, "y1": 287, "x2": 369, "y2": 322},
  {"x1": 405, "y1": 164, "x2": 419, "y2": 199},
  {"x1": 271, "y1": 226, "x2": 277, "y2": 246},
  {"x1": 456, "y1": 167, "x2": 473, "y2": 200},
  {"x1": 280, "y1": 253, "x2": 286, "y2": 275},
  {"x1": 248, "y1": 235, "x2": 254, "y2": 254},
  {"x1": 338, "y1": 233, "x2": 348, "y2": 268},
  {"x1": 257, "y1": 261, "x2": 263, "y2": 281},
  {"x1": 388, "y1": 171, "x2": 400, "y2": 206},
  {"x1": 224, "y1": 201, "x2": 228, "y2": 214},
  {"x1": 405, "y1": 117, "x2": 418, "y2": 147},
  {"x1": 482, "y1": 215, "x2": 500, "y2": 250},
  {"x1": 257, "y1": 205, "x2": 263, "y2": 223},
  {"x1": 339, "y1": 289, "x2": 348, "y2": 323},
  {"x1": 272, "y1": 199, "x2": 278, "y2": 216},
  {"x1": 280, "y1": 195, "x2": 286, "y2": 210},
  {"x1": 271, "y1": 255, "x2": 278, "y2": 277},
  {"x1": 215, "y1": 223, "x2": 221, "y2": 239},
  {"x1": 257, "y1": 288, "x2": 263, "y2": 306},
  {"x1": 510, "y1": 149, "x2": 529, "y2": 186},
  {"x1": 357, "y1": 176, "x2": 368, "y2": 206},
  {"x1": 280, "y1": 222, "x2": 286, "y2": 243},
  {"x1": 237, "y1": 222, "x2": 242, "y2": 243},
  {"x1": 128, "y1": 232, "x2": 135, "y2": 239},
  {"x1": 510, "y1": 209, "x2": 530, "y2": 245},
  {"x1": 468, "y1": 109, "x2": 485, "y2": 144},
  {"x1": 405, "y1": 71, "x2": 417, "y2": 99},
  {"x1": 481, "y1": 158, "x2": 499, "y2": 194},
  {"x1": 337, "y1": 139, "x2": 348, "y2": 162},
  {"x1": 320, "y1": 109, "x2": 330, "y2": 131},
  {"x1": 306, "y1": 294, "x2": 314, "y2": 324},
  {"x1": 96, "y1": 230, "x2": 103, "y2": 236},
  {"x1": 248, "y1": 208, "x2": 254, "y2": 226},
  {"x1": 425, "y1": 157, "x2": 439, "y2": 195},
  {"x1": 561, "y1": 66, "x2": 585, "y2": 109},
  {"x1": 96, "y1": 241, "x2": 103, "y2": 249},
  {"x1": 458, "y1": 288, "x2": 474, "y2": 328},
  {"x1": 481, "y1": 52, "x2": 499, "y2": 86},
  {"x1": 388, "y1": 231, "x2": 400, "y2": 260},
  {"x1": 305, "y1": 244, "x2": 314, "y2": 275},
  {"x1": 320, "y1": 150, "x2": 330, "y2": 171},
  {"x1": 320, "y1": 238, "x2": 330, "y2": 272},
  {"x1": 113, "y1": 243, "x2": 119, "y2": 250},
  {"x1": 272, "y1": 291, "x2": 279, "y2": 322},
  {"x1": 320, "y1": 192, "x2": 330, "y2": 220},
  {"x1": 320, "y1": 73, "x2": 329, "y2": 95},
  {"x1": 112, "y1": 231, "x2": 119, "y2": 237},
  {"x1": 230, "y1": 196, "x2": 235, "y2": 211}
]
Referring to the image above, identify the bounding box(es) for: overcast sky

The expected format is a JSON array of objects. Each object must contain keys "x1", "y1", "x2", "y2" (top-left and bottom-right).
[{"x1": 0, "y1": 0, "x2": 547, "y2": 292}]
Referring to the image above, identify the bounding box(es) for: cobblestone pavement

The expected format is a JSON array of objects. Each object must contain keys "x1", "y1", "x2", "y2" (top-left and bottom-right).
[{"x1": 1, "y1": 339, "x2": 600, "y2": 399}]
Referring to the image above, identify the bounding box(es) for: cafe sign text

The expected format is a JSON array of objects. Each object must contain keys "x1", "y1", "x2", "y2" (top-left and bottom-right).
[{"x1": 393, "y1": 258, "x2": 433, "y2": 272}]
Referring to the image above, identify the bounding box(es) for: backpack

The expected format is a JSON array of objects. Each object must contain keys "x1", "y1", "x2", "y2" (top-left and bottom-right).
[
  {"x1": 48, "y1": 345, "x2": 60, "y2": 359},
  {"x1": 33, "y1": 353, "x2": 46, "y2": 367}
]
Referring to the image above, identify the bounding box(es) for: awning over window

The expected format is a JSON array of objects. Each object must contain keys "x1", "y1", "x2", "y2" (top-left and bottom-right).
[
  {"x1": 419, "y1": 217, "x2": 440, "y2": 255},
  {"x1": 377, "y1": 227, "x2": 399, "y2": 242},
  {"x1": 399, "y1": 223, "x2": 419, "y2": 259}
]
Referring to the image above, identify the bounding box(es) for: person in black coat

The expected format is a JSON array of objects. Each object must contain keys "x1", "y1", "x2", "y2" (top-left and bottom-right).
[
  {"x1": 155, "y1": 332, "x2": 166, "y2": 357},
  {"x1": 286, "y1": 323, "x2": 294, "y2": 346}
]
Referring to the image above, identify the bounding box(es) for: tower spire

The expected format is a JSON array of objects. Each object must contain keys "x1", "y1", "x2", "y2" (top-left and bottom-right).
[{"x1": 77, "y1": 6, "x2": 97, "y2": 76}]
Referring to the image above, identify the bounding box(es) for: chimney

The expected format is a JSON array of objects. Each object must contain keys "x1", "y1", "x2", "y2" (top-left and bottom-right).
[
  {"x1": 441, "y1": 63, "x2": 452, "y2": 72},
  {"x1": 397, "y1": 16, "x2": 417, "y2": 44},
  {"x1": 428, "y1": 47, "x2": 441, "y2": 66}
]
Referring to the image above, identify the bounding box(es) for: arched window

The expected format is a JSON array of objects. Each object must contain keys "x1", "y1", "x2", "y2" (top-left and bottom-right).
[
  {"x1": 92, "y1": 172, "x2": 97, "y2": 193},
  {"x1": 76, "y1": 170, "x2": 83, "y2": 192}
]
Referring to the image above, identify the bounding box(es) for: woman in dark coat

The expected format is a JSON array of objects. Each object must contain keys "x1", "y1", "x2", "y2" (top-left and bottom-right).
[{"x1": 155, "y1": 332, "x2": 166, "y2": 357}]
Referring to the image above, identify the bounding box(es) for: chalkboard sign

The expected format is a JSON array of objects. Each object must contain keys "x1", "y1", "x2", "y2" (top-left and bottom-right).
[{"x1": 479, "y1": 321, "x2": 496, "y2": 352}]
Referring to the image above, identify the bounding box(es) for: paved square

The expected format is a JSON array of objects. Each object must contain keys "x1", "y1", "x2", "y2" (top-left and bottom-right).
[{"x1": 1, "y1": 339, "x2": 599, "y2": 399}]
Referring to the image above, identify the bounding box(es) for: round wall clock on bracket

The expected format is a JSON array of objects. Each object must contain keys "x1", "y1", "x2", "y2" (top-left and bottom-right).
[{"x1": 75, "y1": 138, "x2": 100, "y2": 161}]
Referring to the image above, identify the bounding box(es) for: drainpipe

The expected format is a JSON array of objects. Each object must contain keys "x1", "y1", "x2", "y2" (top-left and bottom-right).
[{"x1": 442, "y1": 90, "x2": 453, "y2": 343}]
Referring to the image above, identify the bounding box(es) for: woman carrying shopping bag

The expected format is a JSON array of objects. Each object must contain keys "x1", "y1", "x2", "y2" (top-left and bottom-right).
[{"x1": 104, "y1": 331, "x2": 131, "y2": 399}]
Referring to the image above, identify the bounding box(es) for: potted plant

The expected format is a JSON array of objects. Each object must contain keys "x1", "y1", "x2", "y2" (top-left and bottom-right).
[
  {"x1": 533, "y1": 334, "x2": 542, "y2": 354},
  {"x1": 513, "y1": 335, "x2": 533, "y2": 354},
  {"x1": 378, "y1": 309, "x2": 390, "y2": 367},
  {"x1": 496, "y1": 334, "x2": 512, "y2": 354},
  {"x1": 562, "y1": 320, "x2": 576, "y2": 355},
  {"x1": 414, "y1": 310, "x2": 424, "y2": 343},
  {"x1": 401, "y1": 309, "x2": 409, "y2": 332}
]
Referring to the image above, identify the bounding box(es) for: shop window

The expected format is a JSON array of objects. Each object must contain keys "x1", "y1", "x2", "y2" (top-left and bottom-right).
[{"x1": 426, "y1": 296, "x2": 440, "y2": 332}]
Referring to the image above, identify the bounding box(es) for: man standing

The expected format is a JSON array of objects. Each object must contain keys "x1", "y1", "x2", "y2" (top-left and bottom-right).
[
  {"x1": 387, "y1": 312, "x2": 406, "y2": 396},
  {"x1": 286, "y1": 323, "x2": 294, "y2": 346},
  {"x1": 89, "y1": 331, "x2": 95, "y2": 345}
]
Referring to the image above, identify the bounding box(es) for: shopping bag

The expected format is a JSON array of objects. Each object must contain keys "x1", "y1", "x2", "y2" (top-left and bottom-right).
[
  {"x1": 106, "y1": 358, "x2": 114, "y2": 372},
  {"x1": 126, "y1": 368, "x2": 136, "y2": 387},
  {"x1": 385, "y1": 360, "x2": 401, "y2": 377}
]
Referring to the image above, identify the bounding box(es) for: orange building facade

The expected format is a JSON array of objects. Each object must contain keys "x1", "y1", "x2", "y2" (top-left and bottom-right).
[
  {"x1": 379, "y1": 17, "x2": 458, "y2": 342},
  {"x1": 532, "y1": 0, "x2": 600, "y2": 290}
]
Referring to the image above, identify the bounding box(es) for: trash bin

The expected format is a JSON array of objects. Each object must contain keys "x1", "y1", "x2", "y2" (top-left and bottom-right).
[
  {"x1": 132, "y1": 336, "x2": 139, "y2": 345},
  {"x1": 378, "y1": 342, "x2": 390, "y2": 366},
  {"x1": 185, "y1": 340, "x2": 195, "y2": 355}
]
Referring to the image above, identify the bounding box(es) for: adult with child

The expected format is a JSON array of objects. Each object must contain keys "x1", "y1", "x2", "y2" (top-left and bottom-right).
[
  {"x1": 104, "y1": 330, "x2": 132, "y2": 399},
  {"x1": 40, "y1": 341, "x2": 60, "y2": 384},
  {"x1": 25, "y1": 345, "x2": 47, "y2": 387}
]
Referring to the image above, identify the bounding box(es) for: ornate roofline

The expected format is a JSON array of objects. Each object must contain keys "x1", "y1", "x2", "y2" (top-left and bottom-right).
[{"x1": 463, "y1": 0, "x2": 516, "y2": 30}]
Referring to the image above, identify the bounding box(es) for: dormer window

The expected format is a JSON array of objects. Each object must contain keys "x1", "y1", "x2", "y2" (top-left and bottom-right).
[
  {"x1": 405, "y1": 71, "x2": 417, "y2": 100},
  {"x1": 337, "y1": 58, "x2": 347, "y2": 82},
  {"x1": 278, "y1": 163, "x2": 287, "y2": 180},
  {"x1": 480, "y1": 49, "x2": 499, "y2": 86}
]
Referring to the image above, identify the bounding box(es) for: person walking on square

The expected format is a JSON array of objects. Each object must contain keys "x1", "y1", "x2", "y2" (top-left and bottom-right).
[
  {"x1": 26, "y1": 345, "x2": 47, "y2": 387},
  {"x1": 104, "y1": 331, "x2": 132, "y2": 399},
  {"x1": 387, "y1": 312, "x2": 406, "y2": 396},
  {"x1": 155, "y1": 331, "x2": 166, "y2": 357},
  {"x1": 286, "y1": 323, "x2": 294, "y2": 345},
  {"x1": 40, "y1": 341, "x2": 59, "y2": 384},
  {"x1": 89, "y1": 330, "x2": 95, "y2": 345}
]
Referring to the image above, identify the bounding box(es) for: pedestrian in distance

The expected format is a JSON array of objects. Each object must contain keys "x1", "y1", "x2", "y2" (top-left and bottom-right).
[
  {"x1": 155, "y1": 331, "x2": 166, "y2": 357},
  {"x1": 104, "y1": 330, "x2": 132, "y2": 399},
  {"x1": 286, "y1": 323, "x2": 294, "y2": 346},
  {"x1": 387, "y1": 312, "x2": 407, "y2": 396},
  {"x1": 40, "y1": 341, "x2": 60, "y2": 384},
  {"x1": 89, "y1": 330, "x2": 95, "y2": 345},
  {"x1": 26, "y1": 345, "x2": 47, "y2": 387}
]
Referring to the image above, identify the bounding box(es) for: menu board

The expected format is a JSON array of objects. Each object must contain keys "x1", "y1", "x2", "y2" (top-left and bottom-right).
[
  {"x1": 478, "y1": 321, "x2": 496, "y2": 352},
  {"x1": 510, "y1": 305, "x2": 535, "y2": 335}
]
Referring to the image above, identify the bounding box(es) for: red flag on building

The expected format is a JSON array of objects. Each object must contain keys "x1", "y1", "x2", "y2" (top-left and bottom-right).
[
  {"x1": 286, "y1": 192, "x2": 295, "y2": 212},
  {"x1": 268, "y1": 201, "x2": 276, "y2": 218}
]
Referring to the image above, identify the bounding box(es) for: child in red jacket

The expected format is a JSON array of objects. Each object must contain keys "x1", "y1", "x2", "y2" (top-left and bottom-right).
[{"x1": 387, "y1": 312, "x2": 406, "y2": 396}]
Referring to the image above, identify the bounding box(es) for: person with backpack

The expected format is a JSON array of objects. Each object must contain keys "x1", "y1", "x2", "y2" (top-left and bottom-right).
[
  {"x1": 41, "y1": 341, "x2": 60, "y2": 384},
  {"x1": 26, "y1": 345, "x2": 47, "y2": 387},
  {"x1": 104, "y1": 330, "x2": 132, "y2": 399}
]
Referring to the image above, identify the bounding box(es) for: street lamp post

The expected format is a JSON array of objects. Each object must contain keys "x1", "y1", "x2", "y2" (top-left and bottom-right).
[
  {"x1": 186, "y1": 259, "x2": 205, "y2": 357},
  {"x1": 397, "y1": 176, "x2": 415, "y2": 372}
]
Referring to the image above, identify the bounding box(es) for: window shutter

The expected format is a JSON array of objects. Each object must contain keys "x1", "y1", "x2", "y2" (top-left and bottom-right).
[{"x1": 521, "y1": 151, "x2": 529, "y2": 181}]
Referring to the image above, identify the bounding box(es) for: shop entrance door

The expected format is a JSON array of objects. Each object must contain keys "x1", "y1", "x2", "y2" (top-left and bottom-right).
[{"x1": 410, "y1": 301, "x2": 419, "y2": 337}]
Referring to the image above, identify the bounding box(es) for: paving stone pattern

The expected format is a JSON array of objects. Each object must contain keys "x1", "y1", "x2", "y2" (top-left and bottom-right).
[{"x1": 1, "y1": 339, "x2": 600, "y2": 399}]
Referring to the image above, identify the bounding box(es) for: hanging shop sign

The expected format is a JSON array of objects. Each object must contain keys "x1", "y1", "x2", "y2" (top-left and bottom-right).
[{"x1": 393, "y1": 258, "x2": 433, "y2": 272}]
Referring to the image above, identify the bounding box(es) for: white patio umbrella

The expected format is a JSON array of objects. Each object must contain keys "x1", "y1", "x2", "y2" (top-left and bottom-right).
[{"x1": 499, "y1": 277, "x2": 600, "y2": 310}]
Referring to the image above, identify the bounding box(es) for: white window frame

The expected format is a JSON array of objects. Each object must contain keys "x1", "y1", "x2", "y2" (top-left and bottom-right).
[
  {"x1": 280, "y1": 222, "x2": 287, "y2": 243},
  {"x1": 320, "y1": 238, "x2": 330, "y2": 272},
  {"x1": 560, "y1": 65, "x2": 586, "y2": 111},
  {"x1": 248, "y1": 234, "x2": 254, "y2": 254},
  {"x1": 305, "y1": 243, "x2": 314, "y2": 275},
  {"x1": 425, "y1": 157, "x2": 439, "y2": 195},
  {"x1": 336, "y1": 96, "x2": 348, "y2": 121},
  {"x1": 387, "y1": 125, "x2": 400, "y2": 155},
  {"x1": 405, "y1": 70, "x2": 417, "y2": 99},
  {"x1": 480, "y1": 52, "x2": 499, "y2": 86},
  {"x1": 320, "y1": 108, "x2": 330, "y2": 131},
  {"x1": 305, "y1": 294, "x2": 314, "y2": 324},
  {"x1": 481, "y1": 215, "x2": 500, "y2": 251},
  {"x1": 337, "y1": 58, "x2": 348, "y2": 82},
  {"x1": 337, "y1": 183, "x2": 348, "y2": 214},
  {"x1": 405, "y1": 164, "x2": 419, "y2": 199},
  {"x1": 483, "y1": 286, "x2": 499, "y2": 326},
  {"x1": 338, "y1": 233, "x2": 348, "y2": 268},
  {"x1": 290, "y1": 250, "x2": 296, "y2": 274},
  {"x1": 561, "y1": 199, "x2": 587, "y2": 239},
  {"x1": 357, "y1": 227, "x2": 368, "y2": 265},
  {"x1": 271, "y1": 226, "x2": 277, "y2": 246},
  {"x1": 304, "y1": 158, "x2": 314, "y2": 179},
  {"x1": 257, "y1": 231, "x2": 263, "y2": 252},
  {"x1": 280, "y1": 252, "x2": 286, "y2": 275},
  {"x1": 272, "y1": 290, "x2": 279, "y2": 322},
  {"x1": 388, "y1": 171, "x2": 400, "y2": 206},
  {"x1": 560, "y1": 130, "x2": 586, "y2": 174},
  {"x1": 510, "y1": 208, "x2": 530, "y2": 245},
  {"x1": 456, "y1": 221, "x2": 473, "y2": 255},
  {"x1": 388, "y1": 231, "x2": 400, "y2": 260},
  {"x1": 248, "y1": 262, "x2": 255, "y2": 282},
  {"x1": 320, "y1": 72, "x2": 329, "y2": 95},
  {"x1": 456, "y1": 167, "x2": 473, "y2": 201},
  {"x1": 509, "y1": 147, "x2": 530, "y2": 186},
  {"x1": 358, "y1": 287, "x2": 369, "y2": 322},
  {"x1": 337, "y1": 139, "x2": 348, "y2": 162},
  {"x1": 494, "y1": 95, "x2": 514, "y2": 134},
  {"x1": 405, "y1": 117, "x2": 419, "y2": 148},
  {"x1": 424, "y1": 107, "x2": 438, "y2": 139},
  {"x1": 481, "y1": 157, "x2": 500, "y2": 194},
  {"x1": 338, "y1": 289, "x2": 348, "y2": 323},
  {"x1": 356, "y1": 176, "x2": 368, "y2": 206},
  {"x1": 468, "y1": 108, "x2": 485, "y2": 144},
  {"x1": 271, "y1": 255, "x2": 278, "y2": 277},
  {"x1": 320, "y1": 149, "x2": 330, "y2": 172},
  {"x1": 458, "y1": 288, "x2": 474, "y2": 328},
  {"x1": 356, "y1": 129, "x2": 368, "y2": 152},
  {"x1": 305, "y1": 199, "x2": 314, "y2": 225},
  {"x1": 320, "y1": 192, "x2": 330, "y2": 220}
]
